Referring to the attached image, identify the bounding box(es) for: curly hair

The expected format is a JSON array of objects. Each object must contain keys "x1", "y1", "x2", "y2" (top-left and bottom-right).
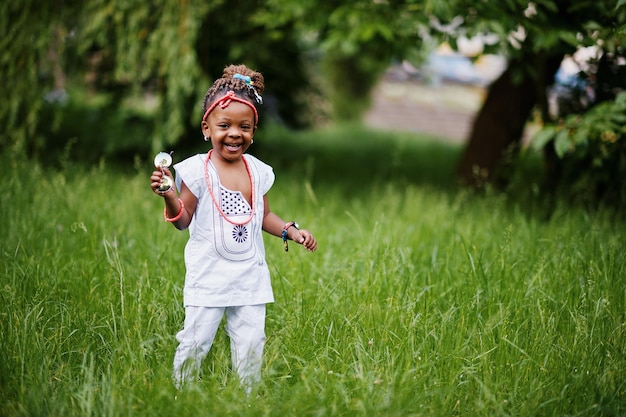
[{"x1": 201, "y1": 64, "x2": 265, "y2": 121}]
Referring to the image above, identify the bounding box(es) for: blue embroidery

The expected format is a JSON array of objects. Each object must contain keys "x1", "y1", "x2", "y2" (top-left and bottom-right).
[{"x1": 232, "y1": 225, "x2": 248, "y2": 243}]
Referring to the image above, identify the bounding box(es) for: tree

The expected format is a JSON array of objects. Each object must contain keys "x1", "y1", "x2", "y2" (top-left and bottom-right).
[
  {"x1": 259, "y1": 1, "x2": 625, "y2": 192},
  {"x1": 255, "y1": 0, "x2": 441, "y2": 122},
  {"x1": 1, "y1": 2, "x2": 77, "y2": 156},
  {"x1": 0, "y1": 0, "x2": 313, "y2": 161},
  {"x1": 256, "y1": 0, "x2": 625, "y2": 196},
  {"x1": 3, "y1": 0, "x2": 624, "y2": 185},
  {"x1": 451, "y1": 0, "x2": 626, "y2": 187},
  {"x1": 1, "y1": 1, "x2": 213, "y2": 157}
]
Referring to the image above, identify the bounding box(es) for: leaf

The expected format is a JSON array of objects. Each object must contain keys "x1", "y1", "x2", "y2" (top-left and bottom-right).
[
  {"x1": 554, "y1": 129, "x2": 571, "y2": 158},
  {"x1": 540, "y1": 0, "x2": 558, "y2": 13},
  {"x1": 571, "y1": 126, "x2": 589, "y2": 147},
  {"x1": 611, "y1": 113, "x2": 626, "y2": 124},
  {"x1": 615, "y1": 91, "x2": 626, "y2": 106},
  {"x1": 583, "y1": 21, "x2": 604, "y2": 31},
  {"x1": 558, "y1": 31, "x2": 581, "y2": 47},
  {"x1": 531, "y1": 126, "x2": 557, "y2": 151}
]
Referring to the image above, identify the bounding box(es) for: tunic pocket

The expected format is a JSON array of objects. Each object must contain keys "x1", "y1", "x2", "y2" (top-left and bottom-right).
[{"x1": 213, "y1": 214, "x2": 256, "y2": 261}]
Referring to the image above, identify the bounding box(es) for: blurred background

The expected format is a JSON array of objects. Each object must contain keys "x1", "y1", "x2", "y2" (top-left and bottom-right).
[{"x1": 2, "y1": 0, "x2": 625, "y2": 206}]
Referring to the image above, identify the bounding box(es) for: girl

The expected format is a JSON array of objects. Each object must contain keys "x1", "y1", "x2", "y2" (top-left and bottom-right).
[{"x1": 150, "y1": 64, "x2": 317, "y2": 391}]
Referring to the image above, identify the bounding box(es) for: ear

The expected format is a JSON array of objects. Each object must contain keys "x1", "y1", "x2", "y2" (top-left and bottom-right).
[{"x1": 201, "y1": 120, "x2": 211, "y2": 140}]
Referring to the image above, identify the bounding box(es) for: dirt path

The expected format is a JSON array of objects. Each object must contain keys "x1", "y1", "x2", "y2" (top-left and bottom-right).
[
  {"x1": 364, "y1": 77, "x2": 537, "y2": 145},
  {"x1": 364, "y1": 79, "x2": 484, "y2": 144}
]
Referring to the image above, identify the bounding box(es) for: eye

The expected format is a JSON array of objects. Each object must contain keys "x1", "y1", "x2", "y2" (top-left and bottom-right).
[{"x1": 218, "y1": 123, "x2": 229, "y2": 129}]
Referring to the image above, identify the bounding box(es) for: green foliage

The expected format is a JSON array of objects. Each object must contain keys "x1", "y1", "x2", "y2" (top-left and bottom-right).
[
  {"x1": 2, "y1": 0, "x2": 625, "y2": 208},
  {"x1": 1, "y1": 0, "x2": 319, "y2": 160},
  {"x1": 3, "y1": 0, "x2": 625, "y2": 147},
  {"x1": 38, "y1": 87, "x2": 155, "y2": 165},
  {"x1": 313, "y1": 2, "x2": 430, "y2": 121},
  {"x1": 72, "y1": 0, "x2": 212, "y2": 150},
  {"x1": 532, "y1": 92, "x2": 626, "y2": 206},
  {"x1": 2, "y1": 128, "x2": 626, "y2": 416},
  {"x1": 255, "y1": 0, "x2": 435, "y2": 122},
  {"x1": 319, "y1": 6, "x2": 396, "y2": 121},
  {"x1": 1, "y1": 1, "x2": 213, "y2": 156},
  {"x1": 253, "y1": 0, "x2": 626, "y2": 125},
  {"x1": 0, "y1": 2, "x2": 73, "y2": 154},
  {"x1": 452, "y1": 0, "x2": 624, "y2": 55},
  {"x1": 197, "y1": 0, "x2": 316, "y2": 129}
]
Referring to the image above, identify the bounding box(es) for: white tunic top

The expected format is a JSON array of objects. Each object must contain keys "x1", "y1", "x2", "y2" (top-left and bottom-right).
[{"x1": 173, "y1": 153, "x2": 275, "y2": 307}]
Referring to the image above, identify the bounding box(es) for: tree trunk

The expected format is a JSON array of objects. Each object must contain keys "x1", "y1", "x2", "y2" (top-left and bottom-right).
[{"x1": 457, "y1": 53, "x2": 563, "y2": 186}]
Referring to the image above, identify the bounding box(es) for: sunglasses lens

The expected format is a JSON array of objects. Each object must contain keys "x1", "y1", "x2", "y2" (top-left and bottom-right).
[
  {"x1": 157, "y1": 176, "x2": 173, "y2": 192},
  {"x1": 154, "y1": 152, "x2": 172, "y2": 168}
]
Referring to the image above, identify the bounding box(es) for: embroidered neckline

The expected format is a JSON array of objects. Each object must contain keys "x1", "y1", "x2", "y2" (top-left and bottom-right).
[{"x1": 204, "y1": 150, "x2": 255, "y2": 226}]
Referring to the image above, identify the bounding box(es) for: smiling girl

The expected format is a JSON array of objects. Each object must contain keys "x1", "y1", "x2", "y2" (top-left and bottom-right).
[{"x1": 150, "y1": 64, "x2": 317, "y2": 392}]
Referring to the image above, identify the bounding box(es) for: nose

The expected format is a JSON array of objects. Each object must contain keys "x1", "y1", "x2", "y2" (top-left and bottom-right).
[{"x1": 228, "y1": 126, "x2": 242, "y2": 137}]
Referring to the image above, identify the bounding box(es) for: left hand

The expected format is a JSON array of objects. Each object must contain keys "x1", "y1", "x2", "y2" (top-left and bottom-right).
[{"x1": 288, "y1": 228, "x2": 317, "y2": 252}]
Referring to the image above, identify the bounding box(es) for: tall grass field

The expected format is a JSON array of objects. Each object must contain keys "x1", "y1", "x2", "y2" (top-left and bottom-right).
[{"x1": 1, "y1": 126, "x2": 624, "y2": 416}]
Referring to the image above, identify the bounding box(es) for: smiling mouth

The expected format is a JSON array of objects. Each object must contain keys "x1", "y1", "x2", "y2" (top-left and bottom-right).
[{"x1": 225, "y1": 143, "x2": 242, "y2": 150}]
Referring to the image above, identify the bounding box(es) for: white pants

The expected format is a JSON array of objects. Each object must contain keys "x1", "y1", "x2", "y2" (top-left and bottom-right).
[{"x1": 172, "y1": 304, "x2": 266, "y2": 391}]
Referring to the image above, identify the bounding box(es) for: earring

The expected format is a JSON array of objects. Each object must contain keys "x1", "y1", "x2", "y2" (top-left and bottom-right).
[
  {"x1": 204, "y1": 136, "x2": 209, "y2": 142},
  {"x1": 251, "y1": 139, "x2": 254, "y2": 144}
]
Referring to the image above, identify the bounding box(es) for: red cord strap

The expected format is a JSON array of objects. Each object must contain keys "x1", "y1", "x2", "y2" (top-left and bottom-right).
[{"x1": 202, "y1": 91, "x2": 259, "y2": 126}]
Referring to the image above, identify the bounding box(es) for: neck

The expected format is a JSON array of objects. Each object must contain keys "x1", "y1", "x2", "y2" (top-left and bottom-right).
[
  {"x1": 208, "y1": 149, "x2": 246, "y2": 167},
  {"x1": 204, "y1": 150, "x2": 255, "y2": 226}
]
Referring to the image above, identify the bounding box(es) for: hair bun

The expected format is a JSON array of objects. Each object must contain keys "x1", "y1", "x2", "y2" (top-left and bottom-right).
[{"x1": 222, "y1": 64, "x2": 264, "y2": 94}]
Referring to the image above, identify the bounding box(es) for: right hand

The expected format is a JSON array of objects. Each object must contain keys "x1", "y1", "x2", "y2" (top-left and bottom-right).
[{"x1": 150, "y1": 167, "x2": 175, "y2": 196}]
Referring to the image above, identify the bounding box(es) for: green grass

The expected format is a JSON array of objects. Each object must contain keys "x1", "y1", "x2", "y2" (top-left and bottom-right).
[{"x1": 1, "y1": 125, "x2": 625, "y2": 416}]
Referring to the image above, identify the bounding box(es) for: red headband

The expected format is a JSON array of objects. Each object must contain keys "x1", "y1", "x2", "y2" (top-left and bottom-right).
[{"x1": 202, "y1": 91, "x2": 259, "y2": 125}]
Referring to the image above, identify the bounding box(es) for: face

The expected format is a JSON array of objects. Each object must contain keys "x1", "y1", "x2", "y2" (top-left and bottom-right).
[{"x1": 202, "y1": 100, "x2": 256, "y2": 163}]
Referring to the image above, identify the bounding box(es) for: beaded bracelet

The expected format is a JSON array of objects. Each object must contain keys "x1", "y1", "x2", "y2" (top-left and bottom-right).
[
  {"x1": 282, "y1": 221, "x2": 299, "y2": 252},
  {"x1": 164, "y1": 199, "x2": 185, "y2": 222}
]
